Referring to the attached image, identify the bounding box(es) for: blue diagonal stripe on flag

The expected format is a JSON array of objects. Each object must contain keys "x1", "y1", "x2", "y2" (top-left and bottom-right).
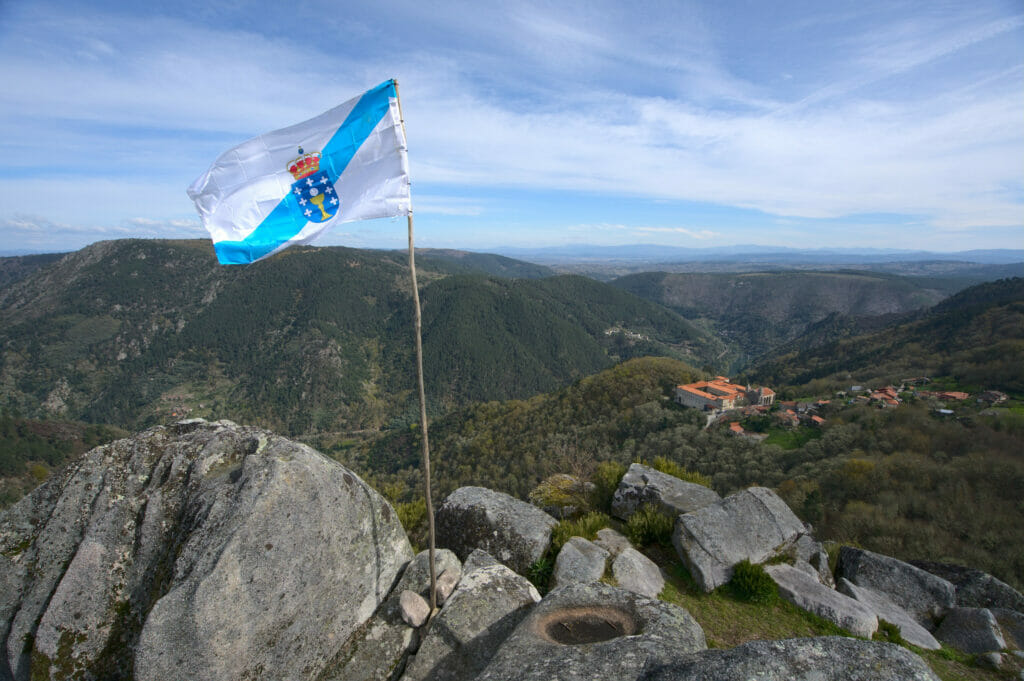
[{"x1": 189, "y1": 80, "x2": 411, "y2": 265}]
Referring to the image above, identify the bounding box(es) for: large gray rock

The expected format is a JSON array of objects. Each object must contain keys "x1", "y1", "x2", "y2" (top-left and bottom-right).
[
  {"x1": 612, "y1": 548, "x2": 665, "y2": 599},
  {"x1": 911, "y1": 560, "x2": 1024, "y2": 612},
  {"x1": 552, "y1": 537, "x2": 609, "y2": 589},
  {"x1": 1, "y1": 420, "x2": 413, "y2": 681},
  {"x1": 319, "y1": 548, "x2": 464, "y2": 681},
  {"x1": 766, "y1": 565, "x2": 878, "y2": 638},
  {"x1": 611, "y1": 463, "x2": 720, "y2": 521},
  {"x1": 672, "y1": 487, "x2": 805, "y2": 591},
  {"x1": 837, "y1": 547, "x2": 956, "y2": 628},
  {"x1": 401, "y1": 558, "x2": 541, "y2": 681},
  {"x1": 935, "y1": 607, "x2": 1007, "y2": 654},
  {"x1": 838, "y1": 578, "x2": 940, "y2": 649},
  {"x1": 993, "y1": 608, "x2": 1024, "y2": 649},
  {"x1": 477, "y1": 582, "x2": 706, "y2": 681},
  {"x1": 435, "y1": 486, "x2": 558, "y2": 574},
  {"x1": 640, "y1": 637, "x2": 940, "y2": 681}
]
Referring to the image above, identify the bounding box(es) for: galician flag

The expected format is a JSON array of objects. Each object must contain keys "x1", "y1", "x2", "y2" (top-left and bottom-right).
[{"x1": 188, "y1": 79, "x2": 411, "y2": 265}]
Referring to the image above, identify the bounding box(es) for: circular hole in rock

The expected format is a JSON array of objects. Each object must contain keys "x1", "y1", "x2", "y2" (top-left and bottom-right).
[{"x1": 537, "y1": 606, "x2": 639, "y2": 645}]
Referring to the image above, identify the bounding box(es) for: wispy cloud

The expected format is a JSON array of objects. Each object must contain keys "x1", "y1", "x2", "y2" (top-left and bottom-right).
[{"x1": 0, "y1": 0, "x2": 1020, "y2": 252}]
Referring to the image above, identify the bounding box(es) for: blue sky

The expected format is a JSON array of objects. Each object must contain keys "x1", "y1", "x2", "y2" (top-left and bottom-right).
[{"x1": 1, "y1": 0, "x2": 1022, "y2": 254}]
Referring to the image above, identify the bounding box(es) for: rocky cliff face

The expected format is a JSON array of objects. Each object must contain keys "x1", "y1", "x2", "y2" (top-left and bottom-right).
[{"x1": 0, "y1": 419, "x2": 412, "y2": 681}]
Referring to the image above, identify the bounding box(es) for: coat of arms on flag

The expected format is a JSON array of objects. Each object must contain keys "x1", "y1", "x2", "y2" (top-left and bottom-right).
[{"x1": 288, "y1": 148, "x2": 338, "y2": 223}]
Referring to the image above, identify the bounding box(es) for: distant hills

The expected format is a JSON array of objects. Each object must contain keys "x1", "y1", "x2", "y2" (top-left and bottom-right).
[
  {"x1": 748, "y1": 276, "x2": 1024, "y2": 393},
  {"x1": 489, "y1": 243, "x2": 1024, "y2": 265},
  {"x1": 0, "y1": 239, "x2": 722, "y2": 436},
  {"x1": 611, "y1": 270, "x2": 948, "y2": 368}
]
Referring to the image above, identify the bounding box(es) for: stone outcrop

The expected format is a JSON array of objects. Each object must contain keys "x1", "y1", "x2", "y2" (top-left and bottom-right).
[
  {"x1": 935, "y1": 607, "x2": 1007, "y2": 654},
  {"x1": 477, "y1": 582, "x2": 706, "y2": 681},
  {"x1": 766, "y1": 565, "x2": 878, "y2": 638},
  {"x1": 836, "y1": 547, "x2": 956, "y2": 628},
  {"x1": 911, "y1": 560, "x2": 1024, "y2": 612},
  {"x1": 401, "y1": 555, "x2": 541, "y2": 681},
  {"x1": 791, "y1": 533, "x2": 834, "y2": 587},
  {"x1": 837, "y1": 578, "x2": 940, "y2": 649},
  {"x1": 993, "y1": 608, "x2": 1024, "y2": 649},
  {"x1": 552, "y1": 537, "x2": 609, "y2": 589},
  {"x1": 0, "y1": 419, "x2": 412, "y2": 681},
  {"x1": 672, "y1": 487, "x2": 805, "y2": 591},
  {"x1": 611, "y1": 463, "x2": 720, "y2": 521},
  {"x1": 435, "y1": 486, "x2": 558, "y2": 574},
  {"x1": 612, "y1": 548, "x2": 665, "y2": 599},
  {"x1": 321, "y1": 549, "x2": 463, "y2": 681},
  {"x1": 640, "y1": 637, "x2": 941, "y2": 681}
]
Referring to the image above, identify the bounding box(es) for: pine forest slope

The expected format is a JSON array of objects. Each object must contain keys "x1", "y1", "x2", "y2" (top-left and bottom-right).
[
  {"x1": 748, "y1": 277, "x2": 1024, "y2": 393},
  {"x1": 0, "y1": 239, "x2": 724, "y2": 436},
  {"x1": 612, "y1": 270, "x2": 948, "y2": 367}
]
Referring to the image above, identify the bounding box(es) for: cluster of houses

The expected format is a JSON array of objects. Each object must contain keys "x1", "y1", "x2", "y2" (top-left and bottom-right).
[
  {"x1": 675, "y1": 375, "x2": 1010, "y2": 440},
  {"x1": 843, "y1": 379, "x2": 1005, "y2": 410}
]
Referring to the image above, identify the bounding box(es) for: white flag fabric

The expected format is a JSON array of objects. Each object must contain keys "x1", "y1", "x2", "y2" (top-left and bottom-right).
[{"x1": 188, "y1": 80, "x2": 411, "y2": 264}]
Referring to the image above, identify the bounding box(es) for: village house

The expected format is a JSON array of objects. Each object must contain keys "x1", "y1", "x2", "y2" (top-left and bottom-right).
[{"x1": 674, "y1": 376, "x2": 775, "y2": 411}]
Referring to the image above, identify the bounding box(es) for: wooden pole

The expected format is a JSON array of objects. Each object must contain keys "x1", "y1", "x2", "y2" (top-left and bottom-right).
[{"x1": 393, "y1": 80, "x2": 438, "y2": 615}]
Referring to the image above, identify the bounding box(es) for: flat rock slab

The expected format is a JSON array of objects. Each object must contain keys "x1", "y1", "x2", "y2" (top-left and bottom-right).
[
  {"x1": 837, "y1": 547, "x2": 956, "y2": 628},
  {"x1": 552, "y1": 536, "x2": 609, "y2": 589},
  {"x1": 613, "y1": 548, "x2": 665, "y2": 599},
  {"x1": 767, "y1": 565, "x2": 878, "y2": 638},
  {"x1": 611, "y1": 463, "x2": 720, "y2": 521},
  {"x1": 0, "y1": 420, "x2": 413, "y2": 681},
  {"x1": 436, "y1": 486, "x2": 558, "y2": 575},
  {"x1": 477, "y1": 582, "x2": 706, "y2": 681},
  {"x1": 838, "y1": 578, "x2": 940, "y2": 650},
  {"x1": 400, "y1": 561, "x2": 541, "y2": 681},
  {"x1": 911, "y1": 560, "x2": 1024, "y2": 613},
  {"x1": 640, "y1": 637, "x2": 940, "y2": 681},
  {"x1": 935, "y1": 607, "x2": 1007, "y2": 654},
  {"x1": 672, "y1": 487, "x2": 805, "y2": 592}
]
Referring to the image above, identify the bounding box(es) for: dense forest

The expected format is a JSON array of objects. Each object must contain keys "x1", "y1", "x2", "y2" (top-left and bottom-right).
[{"x1": 0, "y1": 240, "x2": 723, "y2": 436}]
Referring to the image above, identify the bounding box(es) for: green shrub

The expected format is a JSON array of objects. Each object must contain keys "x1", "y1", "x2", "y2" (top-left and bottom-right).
[
  {"x1": 624, "y1": 505, "x2": 675, "y2": 547},
  {"x1": 649, "y1": 456, "x2": 712, "y2": 488},
  {"x1": 527, "y1": 556, "x2": 554, "y2": 594},
  {"x1": 550, "y1": 512, "x2": 611, "y2": 552},
  {"x1": 396, "y1": 498, "x2": 427, "y2": 551},
  {"x1": 529, "y1": 474, "x2": 589, "y2": 517},
  {"x1": 590, "y1": 461, "x2": 627, "y2": 512},
  {"x1": 727, "y1": 559, "x2": 779, "y2": 605},
  {"x1": 874, "y1": 619, "x2": 906, "y2": 647}
]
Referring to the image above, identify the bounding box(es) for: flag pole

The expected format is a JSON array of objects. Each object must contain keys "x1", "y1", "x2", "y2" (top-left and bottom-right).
[{"x1": 393, "y1": 80, "x2": 438, "y2": 616}]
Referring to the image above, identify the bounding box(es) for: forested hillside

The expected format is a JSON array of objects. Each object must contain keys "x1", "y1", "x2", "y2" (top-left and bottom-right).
[
  {"x1": 0, "y1": 239, "x2": 724, "y2": 436},
  {"x1": 612, "y1": 270, "x2": 947, "y2": 367},
  {"x1": 749, "y1": 277, "x2": 1024, "y2": 393}
]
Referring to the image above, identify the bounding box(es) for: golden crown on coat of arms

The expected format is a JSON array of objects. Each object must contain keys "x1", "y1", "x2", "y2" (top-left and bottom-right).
[{"x1": 287, "y1": 148, "x2": 321, "y2": 181}]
